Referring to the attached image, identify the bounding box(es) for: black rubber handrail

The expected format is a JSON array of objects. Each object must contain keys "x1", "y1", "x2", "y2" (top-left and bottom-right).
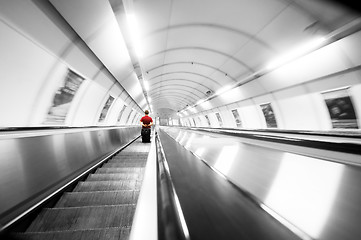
[{"x1": 156, "y1": 132, "x2": 191, "y2": 240}]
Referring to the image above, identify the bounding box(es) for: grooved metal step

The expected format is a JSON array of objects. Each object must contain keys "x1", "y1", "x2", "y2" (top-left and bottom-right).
[
  {"x1": 109, "y1": 158, "x2": 147, "y2": 163},
  {"x1": 86, "y1": 173, "x2": 143, "y2": 181},
  {"x1": 95, "y1": 167, "x2": 144, "y2": 174},
  {"x1": 12, "y1": 227, "x2": 131, "y2": 240},
  {"x1": 73, "y1": 180, "x2": 142, "y2": 192},
  {"x1": 55, "y1": 191, "x2": 139, "y2": 207},
  {"x1": 113, "y1": 154, "x2": 148, "y2": 158},
  {"x1": 12, "y1": 138, "x2": 151, "y2": 240},
  {"x1": 102, "y1": 161, "x2": 147, "y2": 168},
  {"x1": 26, "y1": 205, "x2": 136, "y2": 232}
]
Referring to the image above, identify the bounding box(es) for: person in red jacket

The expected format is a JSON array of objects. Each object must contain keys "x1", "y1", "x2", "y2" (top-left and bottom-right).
[{"x1": 140, "y1": 110, "x2": 153, "y2": 142}]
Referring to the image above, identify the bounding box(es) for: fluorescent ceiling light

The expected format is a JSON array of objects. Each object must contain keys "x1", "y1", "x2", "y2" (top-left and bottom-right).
[
  {"x1": 267, "y1": 37, "x2": 326, "y2": 70},
  {"x1": 216, "y1": 85, "x2": 233, "y2": 96},
  {"x1": 190, "y1": 107, "x2": 197, "y2": 113},
  {"x1": 197, "y1": 99, "x2": 204, "y2": 105},
  {"x1": 144, "y1": 80, "x2": 149, "y2": 90},
  {"x1": 126, "y1": 14, "x2": 143, "y2": 58}
]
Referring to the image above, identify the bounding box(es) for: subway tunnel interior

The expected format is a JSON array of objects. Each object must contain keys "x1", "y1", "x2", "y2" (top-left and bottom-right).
[{"x1": 1, "y1": 0, "x2": 361, "y2": 240}]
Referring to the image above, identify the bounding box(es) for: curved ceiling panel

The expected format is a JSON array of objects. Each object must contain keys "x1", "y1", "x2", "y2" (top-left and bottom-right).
[
  {"x1": 148, "y1": 72, "x2": 224, "y2": 87},
  {"x1": 151, "y1": 95, "x2": 197, "y2": 104},
  {"x1": 146, "y1": 47, "x2": 254, "y2": 73},
  {"x1": 53, "y1": 0, "x2": 361, "y2": 118},
  {"x1": 150, "y1": 99, "x2": 190, "y2": 110},
  {"x1": 129, "y1": 0, "x2": 358, "y2": 117},
  {"x1": 151, "y1": 96, "x2": 193, "y2": 105},
  {"x1": 151, "y1": 98, "x2": 191, "y2": 107},
  {"x1": 149, "y1": 90, "x2": 199, "y2": 99},
  {"x1": 146, "y1": 62, "x2": 238, "y2": 81},
  {"x1": 151, "y1": 93, "x2": 196, "y2": 103},
  {"x1": 150, "y1": 84, "x2": 208, "y2": 96},
  {"x1": 147, "y1": 23, "x2": 275, "y2": 50},
  {"x1": 149, "y1": 87, "x2": 204, "y2": 99},
  {"x1": 150, "y1": 79, "x2": 212, "y2": 92}
]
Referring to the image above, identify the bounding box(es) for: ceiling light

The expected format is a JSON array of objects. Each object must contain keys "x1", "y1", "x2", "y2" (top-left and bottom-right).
[
  {"x1": 144, "y1": 80, "x2": 149, "y2": 90},
  {"x1": 197, "y1": 99, "x2": 204, "y2": 105},
  {"x1": 267, "y1": 37, "x2": 326, "y2": 70},
  {"x1": 126, "y1": 14, "x2": 143, "y2": 58},
  {"x1": 190, "y1": 107, "x2": 197, "y2": 113},
  {"x1": 215, "y1": 85, "x2": 233, "y2": 96}
]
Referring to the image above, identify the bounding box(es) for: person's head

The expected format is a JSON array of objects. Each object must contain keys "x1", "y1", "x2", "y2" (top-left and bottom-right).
[{"x1": 145, "y1": 110, "x2": 149, "y2": 115}]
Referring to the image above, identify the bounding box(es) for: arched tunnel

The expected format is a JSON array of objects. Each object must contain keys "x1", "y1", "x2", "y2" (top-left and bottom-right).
[{"x1": 1, "y1": 0, "x2": 361, "y2": 239}]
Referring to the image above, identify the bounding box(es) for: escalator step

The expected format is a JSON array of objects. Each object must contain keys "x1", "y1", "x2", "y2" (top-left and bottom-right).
[
  {"x1": 95, "y1": 167, "x2": 144, "y2": 174},
  {"x1": 86, "y1": 173, "x2": 143, "y2": 181},
  {"x1": 102, "y1": 162, "x2": 147, "y2": 168},
  {"x1": 26, "y1": 205, "x2": 135, "y2": 232},
  {"x1": 13, "y1": 227, "x2": 130, "y2": 240},
  {"x1": 113, "y1": 154, "x2": 148, "y2": 158},
  {"x1": 108, "y1": 157, "x2": 147, "y2": 162},
  {"x1": 55, "y1": 191, "x2": 139, "y2": 207},
  {"x1": 73, "y1": 180, "x2": 142, "y2": 192},
  {"x1": 121, "y1": 147, "x2": 149, "y2": 152},
  {"x1": 9, "y1": 139, "x2": 151, "y2": 239},
  {"x1": 108, "y1": 158, "x2": 147, "y2": 163},
  {"x1": 110, "y1": 157, "x2": 147, "y2": 162},
  {"x1": 107, "y1": 159, "x2": 147, "y2": 165}
]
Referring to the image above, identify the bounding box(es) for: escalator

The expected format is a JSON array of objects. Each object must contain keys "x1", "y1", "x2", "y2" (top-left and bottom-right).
[{"x1": 11, "y1": 138, "x2": 151, "y2": 240}]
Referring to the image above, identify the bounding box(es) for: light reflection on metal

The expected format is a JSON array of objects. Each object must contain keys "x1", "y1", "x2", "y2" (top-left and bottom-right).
[
  {"x1": 178, "y1": 131, "x2": 189, "y2": 144},
  {"x1": 157, "y1": 134, "x2": 191, "y2": 240},
  {"x1": 194, "y1": 147, "x2": 205, "y2": 158},
  {"x1": 260, "y1": 204, "x2": 313, "y2": 240},
  {"x1": 184, "y1": 133, "x2": 196, "y2": 149},
  {"x1": 214, "y1": 145, "x2": 239, "y2": 175},
  {"x1": 265, "y1": 153, "x2": 344, "y2": 239}
]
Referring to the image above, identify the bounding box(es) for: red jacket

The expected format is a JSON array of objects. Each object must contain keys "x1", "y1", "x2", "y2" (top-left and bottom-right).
[{"x1": 140, "y1": 115, "x2": 153, "y2": 128}]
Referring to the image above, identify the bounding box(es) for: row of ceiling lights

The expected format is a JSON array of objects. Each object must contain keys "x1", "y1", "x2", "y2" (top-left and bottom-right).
[{"x1": 126, "y1": 12, "x2": 350, "y2": 117}]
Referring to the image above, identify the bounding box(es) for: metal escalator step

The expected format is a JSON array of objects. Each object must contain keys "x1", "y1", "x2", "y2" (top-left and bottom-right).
[
  {"x1": 113, "y1": 154, "x2": 148, "y2": 158},
  {"x1": 109, "y1": 157, "x2": 147, "y2": 162},
  {"x1": 121, "y1": 147, "x2": 150, "y2": 152},
  {"x1": 55, "y1": 191, "x2": 139, "y2": 207},
  {"x1": 96, "y1": 167, "x2": 144, "y2": 174},
  {"x1": 13, "y1": 227, "x2": 130, "y2": 240},
  {"x1": 110, "y1": 157, "x2": 147, "y2": 162},
  {"x1": 115, "y1": 152, "x2": 149, "y2": 157},
  {"x1": 107, "y1": 159, "x2": 147, "y2": 165},
  {"x1": 122, "y1": 148, "x2": 149, "y2": 152},
  {"x1": 73, "y1": 180, "x2": 142, "y2": 192},
  {"x1": 26, "y1": 205, "x2": 135, "y2": 232},
  {"x1": 108, "y1": 157, "x2": 147, "y2": 162},
  {"x1": 102, "y1": 161, "x2": 147, "y2": 168},
  {"x1": 86, "y1": 173, "x2": 142, "y2": 181}
]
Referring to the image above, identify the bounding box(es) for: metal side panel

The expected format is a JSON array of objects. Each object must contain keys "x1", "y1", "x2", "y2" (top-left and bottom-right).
[
  {"x1": 0, "y1": 126, "x2": 141, "y2": 228},
  {"x1": 159, "y1": 126, "x2": 361, "y2": 240}
]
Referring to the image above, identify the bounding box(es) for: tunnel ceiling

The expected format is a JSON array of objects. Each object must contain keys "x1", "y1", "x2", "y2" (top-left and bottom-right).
[{"x1": 49, "y1": 0, "x2": 358, "y2": 117}]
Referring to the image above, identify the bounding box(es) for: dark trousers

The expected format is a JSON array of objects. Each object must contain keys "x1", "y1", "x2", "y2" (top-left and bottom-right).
[{"x1": 141, "y1": 128, "x2": 151, "y2": 142}]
